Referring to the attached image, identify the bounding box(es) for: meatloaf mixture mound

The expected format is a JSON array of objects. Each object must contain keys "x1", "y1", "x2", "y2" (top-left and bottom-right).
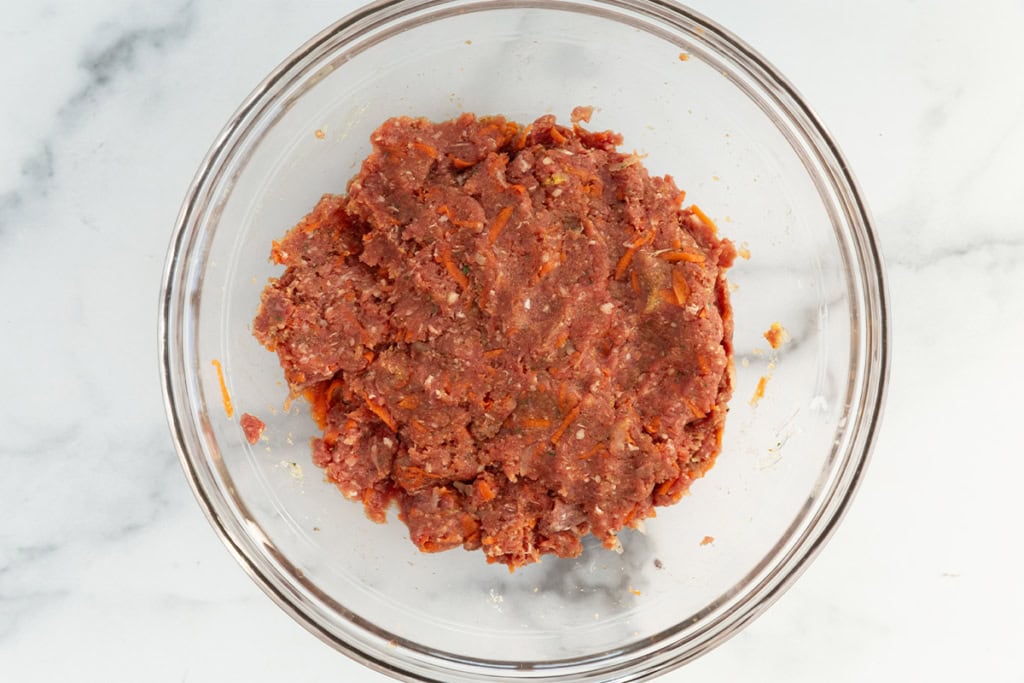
[{"x1": 253, "y1": 109, "x2": 736, "y2": 568}]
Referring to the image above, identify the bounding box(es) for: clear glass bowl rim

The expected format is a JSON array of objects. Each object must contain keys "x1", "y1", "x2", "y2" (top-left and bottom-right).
[{"x1": 159, "y1": 0, "x2": 890, "y2": 680}]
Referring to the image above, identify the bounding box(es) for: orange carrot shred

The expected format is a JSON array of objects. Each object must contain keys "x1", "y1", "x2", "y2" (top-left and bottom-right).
[
  {"x1": 644, "y1": 416, "x2": 662, "y2": 434},
  {"x1": 550, "y1": 126, "x2": 568, "y2": 144},
  {"x1": 614, "y1": 233, "x2": 652, "y2": 280},
  {"x1": 516, "y1": 124, "x2": 533, "y2": 150},
  {"x1": 522, "y1": 417, "x2": 552, "y2": 429},
  {"x1": 450, "y1": 156, "x2": 475, "y2": 169},
  {"x1": 557, "y1": 381, "x2": 570, "y2": 411},
  {"x1": 685, "y1": 398, "x2": 706, "y2": 419},
  {"x1": 614, "y1": 246, "x2": 638, "y2": 281},
  {"x1": 689, "y1": 204, "x2": 718, "y2": 233},
  {"x1": 483, "y1": 348, "x2": 505, "y2": 358},
  {"x1": 629, "y1": 270, "x2": 640, "y2": 294},
  {"x1": 412, "y1": 141, "x2": 437, "y2": 159},
  {"x1": 537, "y1": 258, "x2": 559, "y2": 280},
  {"x1": 397, "y1": 395, "x2": 419, "y2": 410},
  {"x1": 437, "y1": 245, "x2": 470, "y2": 290},
  {"x1": 270, "y1": 240, "x2": 285, "y2": 265},
  {"x1": 658, "y1": 288, "x2": 678, "y2": 305},
  {"x1": 487, "y1": 206, "x2": 514, "y2": 245},
  {"x1": 658, "y1": 250, "x2": 706, "y2": 263},
  {"x1": 476, "y1": 479, "x2": 497, "y2": 502},
  {"x1": 671, "y1": 269, "x2": 690, "y2": 305},
  {"x1": 673, "y1": 189, "x2": 687, "y2": 206},
  {"x1": 365, "y1": 397, "x2": 398, "y2": 431},
  {"x1": 551, "y1": 403, "x2": 583, "y2": 444},
  {"x1": 211, "y1": 359, "x2": 233, "y2": 418},
  {"x1": 437, "y1": 205, "x2": 483, "y2": 230},
  {"x1": 750, "y1": 375, "x2": 768, "y2": 406}
]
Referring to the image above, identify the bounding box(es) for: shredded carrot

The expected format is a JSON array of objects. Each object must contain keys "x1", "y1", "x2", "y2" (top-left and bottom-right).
[
  {"x1": 363, "y1": 350, "x2": 375, "y2": 364},
  {"x1": 554, "y1": 332, "x2": 570, "y2": 349},
  {"x1": 579, "y1": 442, "x2": 606, "y2": 460},
  {"x1": 750, "y1": 375, "x2": 768, "y2": 406},
  {"x1": 537, "y1": 258, "x2": 559, "y2": 280},
  {"x1": 436, "y1": 245, "x2": 470, "y2": 290},
  {"x1": 365, "y1": 397, "x2": 398, "y2": 431},
  {"x1": 689, "y1": 204, "x2": 717, "y2": 232},
  {"x1": 644, "y1": 416, "x2": 662, "y2": 434},
  {"x1": 629, "y1": 270, "x2": 640, "y2": 294},
  {"x1": 614, "y1": 233, "x2": 652, "y2": 280},
  {"x1": 658, "y1": 250, "x2": 706, "y2": 263},
  {"x1": 483, "y1": 348, "x2": 505, "y2": 359},
  {"x1": 700, "y1": 535, "x2": 715, "y2": 546},
  {"x1": 412, "y1": 141, "x2": 438, "y2": 159},
  {"x1": 516, "y1": 124, "x2": 533, "y2": 150},
  {"x1": 305, "y1": 376, "x2": 346, "y2": 430},
  {"x1": 614, "y1": 246, "x2": 639, "y2": 281},
  {"x1": 450, "y1": 156, "x2": 475, "y2": 169},
  {"x1": 685, "y1": 398, "x2": 706, "y2": 419},
  {"x1": 655, "y1": 479, "x2": 675, "y2": 497},
  {"x1": 397, "y1": 395, "x2": 419, "y2": 410},
  {"x1": 550, "y1": 126, "x2": 568, "y2": 144},
  {"x1": 673, "y1": 189, "x2": 687, "y2": 207},
  {"x1": 322, "y1": 429, "x2": 340, "y2": 447},
  {"x1": 550, "y1": 403, "x2": 582, "y2": 444},
  {"x1": 437, "y1": 205, "x2": 483, "y2": 229},
  {"x1": 270, "y1": 240, "x2": 286, "y2": 265},
  {"x1": 487, "y1": 206, "x2": 514, "y2": 245},
  {"x1": 678, "y1": 52, "x2": 690, "y2": 62},
  {"x1": 396, "y1": 465, "x2": 442, "y2": 490},
  {"x1": 630, "y1": 588, "x2": 642, "y2": 596},
  {"x1": 565, "y1": 166, "x2": 593, "y2": 181},
  {"x1": 211, "y1": 359, "x2": 233, "y2": 418},
  {"x1": 314, "y1": 129, "x2": 326, "y2": 139},
  {"x1": 475, "y1": 479, "x2": 497, "y2": 502},
  {"x1": 671, "y1": 269, "x2": 690, "y2": 305},
  {"x1": 557, "y1": 381, "x2": 570, "y2": 411},
  {"x1": 697, "y1": 353, "x2": 710, "y2": 375},
  {"x1": 522, "y1": 417, "x2": 552, "y2": 430},
  {"x1": 658, "y1": 288, "x2": 678, "y2": 305}
]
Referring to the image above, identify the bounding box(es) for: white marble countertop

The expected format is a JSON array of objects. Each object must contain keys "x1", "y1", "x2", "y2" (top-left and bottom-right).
[{"x1": 3, "y1": 1, "x2": 1022, "y2": 680}]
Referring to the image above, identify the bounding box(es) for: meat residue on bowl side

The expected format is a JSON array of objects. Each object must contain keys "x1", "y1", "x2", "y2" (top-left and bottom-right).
[{"x1": 253, "y1": 110, "x2": 736, "y2": 568}]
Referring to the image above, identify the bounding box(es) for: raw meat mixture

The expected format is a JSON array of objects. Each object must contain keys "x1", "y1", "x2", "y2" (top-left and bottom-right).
[{"x1": 253, "y1": 109, "x2": 735, "y2": 568}]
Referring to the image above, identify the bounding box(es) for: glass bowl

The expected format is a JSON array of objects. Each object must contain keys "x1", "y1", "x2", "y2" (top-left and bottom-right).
[{"x1": 159, "y1": 0, "x2": 889, "y2": 680}]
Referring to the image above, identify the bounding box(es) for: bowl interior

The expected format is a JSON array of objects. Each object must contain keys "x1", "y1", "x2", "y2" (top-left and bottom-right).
[{"x1": 170, "y1": 1, "x2": 874, "y2": 676}]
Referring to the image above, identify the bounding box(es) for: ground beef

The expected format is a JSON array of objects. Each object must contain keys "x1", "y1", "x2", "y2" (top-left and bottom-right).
[
  {"x1": 253, "y1": 109, "x2": 735, "y2": 568},
  {"x1": 241, "y1": 413, "x2": 266, "y2": 445}
]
